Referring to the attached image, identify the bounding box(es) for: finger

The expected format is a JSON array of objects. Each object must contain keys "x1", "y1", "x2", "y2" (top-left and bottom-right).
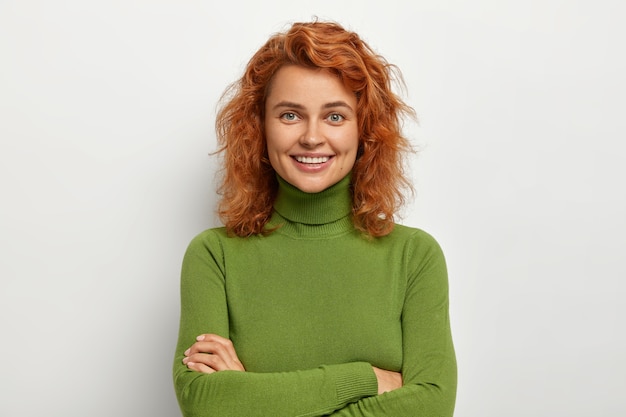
[
  {"x1": 188, "y1": 336, "x2": 245, "y2": 371},
  {"x1": 186, "y1": 347, "x2": 243, "y2": 372},
  {"x1": 184, "y1": 352, "x2": 228, "y2": 370},
  {"x1": 188, "y1": 334, "x2": 227, "y2": 355},
  {"x1": 188, "y1": 341, "x2": 225, "y2": 356},
  {"x1": 196, "y1": 333, "x2": 227, "y2": 342},
  {"x1": 195, "y1": 334, "x2": 234, "y2": 348},
  {"x1": 185, "y1": 360, "x2": 216, "y2": 374},
  {"x1": 188, "y1": 349, "x2": 244, "y2": 372},
  {"x1": 205, "y1": 339, "x2": 243, "y2": 369}
]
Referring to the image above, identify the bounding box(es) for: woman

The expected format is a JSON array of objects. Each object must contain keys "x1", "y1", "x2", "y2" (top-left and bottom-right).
[{"x1": 173, "y1": 21, "x2": 457, "y2": 416}]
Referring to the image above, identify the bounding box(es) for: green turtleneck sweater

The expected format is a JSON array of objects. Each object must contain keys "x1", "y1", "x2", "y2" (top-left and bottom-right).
[{"x1": 173, "y1": 175, "x2": 457, "y2": 416}]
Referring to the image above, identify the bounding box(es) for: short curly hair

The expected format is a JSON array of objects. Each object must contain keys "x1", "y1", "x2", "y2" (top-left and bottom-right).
[{"x1": 215, "y1": 20, "x2": 415, "y2": 237}]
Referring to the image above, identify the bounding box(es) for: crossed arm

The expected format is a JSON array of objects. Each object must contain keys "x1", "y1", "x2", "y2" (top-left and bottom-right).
[
  {"x1": 173, "y1": 229, "x2": 456, "y2": 416},
  {"x1": 182, "y1": 333, "x2": 402, "y2": 395}
]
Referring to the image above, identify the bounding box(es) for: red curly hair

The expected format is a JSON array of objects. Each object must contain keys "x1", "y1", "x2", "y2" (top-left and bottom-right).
[{"x1": 215, "y1": 20, "x2": 415, "y2": 237}]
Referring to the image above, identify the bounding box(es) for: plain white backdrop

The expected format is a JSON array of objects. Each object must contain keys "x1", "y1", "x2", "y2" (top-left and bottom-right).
[{"x1": 1, "y1": 1, "x2": 625, "y2": 416}]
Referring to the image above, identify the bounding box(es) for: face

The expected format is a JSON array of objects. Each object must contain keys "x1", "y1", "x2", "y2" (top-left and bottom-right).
[{"x1": 264, "y1": 65, "x2": 359, "y2": 193}]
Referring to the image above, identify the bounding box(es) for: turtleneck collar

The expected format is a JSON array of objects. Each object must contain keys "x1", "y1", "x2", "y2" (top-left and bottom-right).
[{"x1": 269, "y1": 174, "x2": 354, "y2": 237}]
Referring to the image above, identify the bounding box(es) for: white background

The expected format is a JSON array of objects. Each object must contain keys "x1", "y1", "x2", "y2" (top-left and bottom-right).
[{"x1": 1, "y1": 1, "x2": 625, "y2": 416}]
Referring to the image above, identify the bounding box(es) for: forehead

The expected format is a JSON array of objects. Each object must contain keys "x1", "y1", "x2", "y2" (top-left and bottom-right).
[{"x1": 265, "y1": 65, "x2": 355, "y2": 106}]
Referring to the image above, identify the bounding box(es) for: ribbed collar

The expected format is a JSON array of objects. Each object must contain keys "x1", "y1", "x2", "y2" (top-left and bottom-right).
[{"x1": 269, "y1": 174, "x2": 354, "y2": 237}]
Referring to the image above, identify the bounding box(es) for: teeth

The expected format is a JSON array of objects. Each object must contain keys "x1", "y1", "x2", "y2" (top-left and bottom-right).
[{"x1": 295, "y1": 156, "x2": 330, "y2": 164}]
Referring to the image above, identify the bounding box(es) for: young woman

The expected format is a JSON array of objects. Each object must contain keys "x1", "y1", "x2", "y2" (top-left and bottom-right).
[{"x1": 173, "y1": 20, "x2": 457, "y2": 416}]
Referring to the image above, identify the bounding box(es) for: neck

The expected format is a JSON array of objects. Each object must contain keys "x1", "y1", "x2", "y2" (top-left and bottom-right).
[{"x1": 268, "y1": 174, "x2": 354, "y2": 237}]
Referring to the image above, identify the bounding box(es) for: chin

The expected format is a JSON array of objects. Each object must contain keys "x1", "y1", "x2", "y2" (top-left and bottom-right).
[
  {"x1": 288, "y1": 179, "x2": 326, "y2": 194},
  {"x1": 297, "y1": 184, "x2": 325, "y2": 193}
]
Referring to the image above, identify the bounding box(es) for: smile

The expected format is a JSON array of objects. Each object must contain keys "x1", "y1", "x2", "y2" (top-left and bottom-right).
[{"x1": 294, "y1": 156, "x2": 331, "y2": 164}]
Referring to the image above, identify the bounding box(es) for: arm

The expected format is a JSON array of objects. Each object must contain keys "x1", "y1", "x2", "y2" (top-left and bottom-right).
[
  {"x1": 329, "y1": 231, "x2": 457, "y2": 416},
  {"x1": 173, "y1": 231, "x2": 378, "y2": 417}
]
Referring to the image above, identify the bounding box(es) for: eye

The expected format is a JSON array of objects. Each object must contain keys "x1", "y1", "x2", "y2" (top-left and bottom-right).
[
  {"x1": 327, "y1": 113, "x2": 345, "y2": 123},
  {"x1": 280, "y1": 112, "x2": 299, "y2": 122}
]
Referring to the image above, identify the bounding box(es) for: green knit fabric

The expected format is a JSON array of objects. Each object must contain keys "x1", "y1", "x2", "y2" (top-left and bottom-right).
[{"x1": 173, "y1": 174, "x2": 457, "y2": 416}]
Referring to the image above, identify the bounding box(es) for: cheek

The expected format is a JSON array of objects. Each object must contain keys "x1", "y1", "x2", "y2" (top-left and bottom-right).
[
  {"x1": 343, "y1": 130, "x2": 360, "y2": 159},
  {"x1": 264, "y1": 134, "x2": 283, "y2": 172},
  {"x1": 265, "y1": 123, "x2": 297, "y2": 165},
  {"x1": 265, "y1": 140, "x2": 279, "y2": 169},
  {"x1": 264, "y1": 125, "x2": 279, "y2": 154}
]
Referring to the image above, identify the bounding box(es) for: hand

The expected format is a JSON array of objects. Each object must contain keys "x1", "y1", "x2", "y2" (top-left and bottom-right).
[
  {"x1": 183, "y1": 334, "x2": 246, "y2": 374},
  {"x1": 372, "y1": 366, "x2": 402, "y2": 394}
]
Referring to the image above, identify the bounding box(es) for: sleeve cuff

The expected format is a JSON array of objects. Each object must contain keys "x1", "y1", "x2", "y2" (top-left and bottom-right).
[{"x1": 324, "y1": 362, "x2": 378, "y2": 406}]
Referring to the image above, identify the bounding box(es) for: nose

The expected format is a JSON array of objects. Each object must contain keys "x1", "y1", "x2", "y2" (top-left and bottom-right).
[{"x1": 299, "y1": 121, "x2": 324, "y2": 148}]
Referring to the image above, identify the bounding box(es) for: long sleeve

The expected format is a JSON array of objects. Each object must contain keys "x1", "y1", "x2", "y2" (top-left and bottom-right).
[
  {"x1": 173, "y1": 231, "x2": 379, "y2": 417},
  {"x1": 328, "y1": 231, "x2": 457, "y2": 416},
  {"x1": 174, "y1": 174, "x2": 456, "y2": 416}
]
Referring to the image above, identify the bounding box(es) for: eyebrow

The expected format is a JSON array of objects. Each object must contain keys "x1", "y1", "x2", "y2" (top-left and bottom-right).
[{"x1": 272, "y1": 100, "x2": 354, "y2": 112}]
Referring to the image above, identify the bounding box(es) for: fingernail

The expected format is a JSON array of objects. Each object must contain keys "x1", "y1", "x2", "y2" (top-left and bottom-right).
[
  {"x1": 196, "y1": 335, "x2": 205, "y2": 341},
  {"x1": 184, "y1": 349, "x2": 190, "y2": 356},
  {"x1": 182, "y1": 357, "x2": 188, "y2": 364}
]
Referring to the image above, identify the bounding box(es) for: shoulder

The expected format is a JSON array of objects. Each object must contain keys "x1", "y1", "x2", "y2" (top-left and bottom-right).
[
  {"x1": 388, "y1": 224, "x2": 443, "y2": 253},
  {"x1": 189, "y1": 226, "x2": 229, "y2": 242},
  {"x1": 185, "y1": 226, "x2": 265, "y2": 255},
  {"x1": 183, "y1": 227, "x2": 232, "y2": 260},
  {"x1": 387, "y1": 224, "x2": 447, "y2": 275}
]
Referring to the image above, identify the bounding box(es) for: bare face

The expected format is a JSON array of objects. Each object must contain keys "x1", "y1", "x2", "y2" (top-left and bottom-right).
[{"x1": 264, "y1": 65, "x2": 359, "y2": 193}]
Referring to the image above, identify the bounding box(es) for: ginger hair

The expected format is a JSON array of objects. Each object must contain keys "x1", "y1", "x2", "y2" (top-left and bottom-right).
[{"x1": 215, "y1": 20, "x2": 415, "y2": 237}]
